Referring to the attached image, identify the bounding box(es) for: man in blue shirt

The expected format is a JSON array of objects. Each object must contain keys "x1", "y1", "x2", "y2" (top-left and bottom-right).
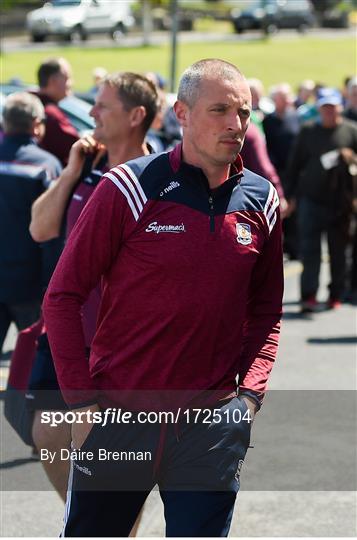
[{"x1": 0, "y1": 92, "x2": 62, "y2": 353}]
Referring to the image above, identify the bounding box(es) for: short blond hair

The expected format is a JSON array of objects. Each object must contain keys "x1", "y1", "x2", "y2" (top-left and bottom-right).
[{"x1": 178, "y1": 59, "x2": 244, "y2": 108}]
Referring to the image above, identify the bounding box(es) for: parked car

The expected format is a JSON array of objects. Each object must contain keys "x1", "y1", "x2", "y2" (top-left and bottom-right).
[
  {"x1": 26, "y1": 0, "x2": 135, "y2": 43},
  {"x1": 231, "y1": 0, "x2": 315, "y2": 35},
  {"x1": 0, "y1": 83, "x2": 94, "y2": 136},
  {"x1": 151, "y1": 8, "x2": 195, "y2": 31},
  {"x1": 319, "y1": 7, "x2": 350, "y2": 28}
]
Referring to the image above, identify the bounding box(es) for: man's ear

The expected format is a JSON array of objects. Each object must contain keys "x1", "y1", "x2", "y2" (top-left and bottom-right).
[
  {"x1": 129, "y1": 106, "x2": 147, "y2": 128},
  {"x1": 174, "y1": 100, "x2": 189, "y2": 128}
]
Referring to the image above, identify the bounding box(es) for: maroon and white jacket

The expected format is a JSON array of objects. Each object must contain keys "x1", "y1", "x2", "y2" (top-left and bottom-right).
[{"x1": 44, "y1": 145, "x2": 283, "y2": 410}]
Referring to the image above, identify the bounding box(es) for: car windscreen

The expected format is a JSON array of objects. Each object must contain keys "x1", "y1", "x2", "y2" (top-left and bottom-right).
[
  {"x1": 51, "y1": 0, "x2": 81, "y2": 7},
  {"x1": 59, "y1": 95, "x2": 95, "y2": 133}
]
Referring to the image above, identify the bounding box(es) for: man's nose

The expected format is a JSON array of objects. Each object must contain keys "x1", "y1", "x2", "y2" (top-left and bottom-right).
[{"x1": 227, "y1": 112, "x2": 242, "y2": 132}]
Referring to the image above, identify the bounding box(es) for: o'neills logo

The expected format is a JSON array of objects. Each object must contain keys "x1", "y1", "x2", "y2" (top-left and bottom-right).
[
  {"x1": 159, "y1": 181, "x2": 181, "y2": 197},
  {"x1": 145, "y1": 221, "x2": 186, "y2": 234},
  {"x1": 74, "y1": 463, "x2": 92, "y2": 476}
]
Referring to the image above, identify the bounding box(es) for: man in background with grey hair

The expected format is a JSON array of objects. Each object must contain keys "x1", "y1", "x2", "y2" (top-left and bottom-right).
[
  {"x1": 44, "y1": 59, "x2": 282, "y2": 536},
  {"x1": 0, "y1": 92, "x2": 62, "y2": 353},
  {"x1": 263, "y1": 82, "x2": 300, "y2": 259}
]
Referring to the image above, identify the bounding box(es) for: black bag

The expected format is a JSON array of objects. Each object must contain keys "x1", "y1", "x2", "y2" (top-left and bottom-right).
[{"x1": 4, "y1": 318, "x2": 44, "y2": 446}]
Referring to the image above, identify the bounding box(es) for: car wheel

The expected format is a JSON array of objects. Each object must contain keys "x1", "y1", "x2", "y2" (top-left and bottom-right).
[
  {"x1": 69, "y1": 25, "x2": 87, "y2": 43},
  {"x1": 111, "y1": 22, "x2": 126, "y2": 42},
  {"x1": 263, "y1": 22, "x2": 278, "y2": 35},
  {"x1": 233, "y1": 24, "x2": 244, "y2": 34},
  {"x1": 297, "y1": 23, "x2": 309, "y2": 33},
  {"x1": 31, "y1": 33, "x2": 46, "y2": 42}
]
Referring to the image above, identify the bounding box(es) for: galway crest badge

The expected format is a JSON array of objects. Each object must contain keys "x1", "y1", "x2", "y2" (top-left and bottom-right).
[{"x1": 236, "y1": 223, "x2": 252, "y2": 245}]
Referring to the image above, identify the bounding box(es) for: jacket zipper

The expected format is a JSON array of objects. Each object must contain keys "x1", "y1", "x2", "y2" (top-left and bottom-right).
[{"x1": 208, "y1": 194, "x2": 215, "y2": 232}]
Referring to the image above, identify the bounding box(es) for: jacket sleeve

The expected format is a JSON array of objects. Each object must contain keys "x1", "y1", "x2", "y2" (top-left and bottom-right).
[
  {"x1": 43, "y1": 177, "x2": 132, "y2": 408},
  {"x1": 238, "y1": 200, "x2": 283, "y2": 409}
]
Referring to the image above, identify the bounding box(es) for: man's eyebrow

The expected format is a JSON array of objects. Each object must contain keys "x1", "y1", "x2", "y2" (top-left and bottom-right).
[{"x1": 208, "y1": 101, "x2": 251, "y2": 108}]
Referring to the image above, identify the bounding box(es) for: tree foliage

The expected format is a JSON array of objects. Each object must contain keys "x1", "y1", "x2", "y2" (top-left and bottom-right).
[{"x1": 1, "y1": 0, "x2": 41, "y2": 11}]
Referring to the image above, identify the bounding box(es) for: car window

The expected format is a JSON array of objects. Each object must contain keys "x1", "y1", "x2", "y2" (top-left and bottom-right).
[
  {"x1": 282, "y1": 0, "x2": 310, "y2": 11},
  {"x1": 58, "y1": 96, "x2": 95, "y2": 133},
  {"x1": 51, "y1": 0, "x2": 81, "y2": 6},
  {"x1": 0, "y1": 86, "x2": 94, "y2": 136},
  {"x1": 248, "y1": 0, "x2": 277, "y2": 9}
]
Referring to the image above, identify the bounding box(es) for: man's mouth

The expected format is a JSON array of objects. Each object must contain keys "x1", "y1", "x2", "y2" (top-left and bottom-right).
[{"x1": 220, "y1": 139, "x2": 241, "y2": 146}]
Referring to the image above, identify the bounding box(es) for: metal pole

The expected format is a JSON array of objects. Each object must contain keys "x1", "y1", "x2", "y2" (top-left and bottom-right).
[
  {"x1": 170, "y1": 0, "x2": 178, "y2": 93},
  {"x1": 142, "y1": 0, "x2": 152, "y2": 46}
]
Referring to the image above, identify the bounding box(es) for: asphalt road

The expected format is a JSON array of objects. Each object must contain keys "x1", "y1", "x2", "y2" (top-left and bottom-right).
[
  {"x1": 0, "y1": 259, "x2": 356, "y2": 537},
  {"x1": 2, "y1": 27, "x2": 355, "y2": 53}
]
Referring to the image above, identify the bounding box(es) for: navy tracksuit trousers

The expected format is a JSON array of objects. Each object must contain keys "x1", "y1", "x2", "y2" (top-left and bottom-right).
[{"x1": 61, "y1": 396, "x2": 251, "y2": 537}]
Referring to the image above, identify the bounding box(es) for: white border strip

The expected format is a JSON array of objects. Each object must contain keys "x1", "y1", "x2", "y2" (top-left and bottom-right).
[
  {"x1": 120, "y1": 164, "x2": 147, "y2": 205},
  {"x1": 268, "y1": 211, "x2": 277, "y2": 233},
  {"x1": 112, "y1": 167, "x2": 144, "y2": 213},
  {"x1": 263, "y1": 184, "x2": 279, "y2": 234},
  {"x1": 264, "y1": 182, "x2": 275, "y2": 216},
  {"x1": 267, "y1": 190, "x2": 279, "y2": 222},
  {"x1": 61, "y1": 456, "x2": 74, "y2": 537},
  {"x1": 105, "y1": 172, "x2": 139, "y2": 221}
]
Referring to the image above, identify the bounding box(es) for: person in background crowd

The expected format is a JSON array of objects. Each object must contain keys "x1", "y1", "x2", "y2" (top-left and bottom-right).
[
  {"x1": 144, "y1": 72, "x2": 169, "y2": 152},
  {"x1": 285, "y1": 88, "x2": 357, "y2": 313},
  {"x1": 88, "y1": 66, "x2": 108, "y2": 99},
  {"x1": 263, "y1": 83, "x2": 300, "y2": 258},
  {"x1": 264, "y1": 84, "x2": 300, "y2": 167},
  {"x1": 343, "y1": 77, "x2": 357, "y2": 123},
  {"x1": 297, "y1": 82, "x2": 325, "y2": 125},
  {"x1": 342, "y1": 76, "x2": 352, "y2": 107},
  {"x1": 145, "y1": 71, "x2": 182, "y2": 150},
  {"x1": 240, "y1": 122, "x2": 287, "y2": 217},
  {"x1": 247, "y1": 77, "x2": 274, "y2": 126},
  {"x1": 294, "y1": 79, "x2": 315, "y2": 109},
  {"x1": 29, "y1": 73, "x2": 158, "y2": 525},
  {"x1": 347, "y1": 163, "x2": 357, "y2": 304},
  {"x1": 247, "y1": 77, "x2": 264, "y2": 112},
  {"x1": 0, "y1": 92, "x2": 62, "y2": 353},
  {"x1": 341, "y1": 77, "x2": 357, "y2": 303},
  {"x1": 35, "y1": 57, "x2": 79, "y2": 165},
  {"x1": 145, "y1": 71, "x2": 167, "y2": 91}
]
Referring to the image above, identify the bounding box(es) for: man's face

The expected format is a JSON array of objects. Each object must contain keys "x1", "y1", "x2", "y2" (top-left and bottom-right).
[
  {"x1": 176, "y1": 76, "x2": 252, "y2": 169},
  {"x1": 274, "y1": 91, "x2": 290, "y2": 114},
  {"x1": 319, "y1": 103, "x2": 342, "y2": 128},
  {"x1": 250, "y1": 87, "x2": 260, "y2": 110},
  {"x1": 348, "y1": 86, "x2": 357, "y2": 109},
  {"x1": 90, "y1": 83, "x2": 132, "y2": 145},
  {"x1": 50, "y1": 60, "x2": 72, "y2": 102}
]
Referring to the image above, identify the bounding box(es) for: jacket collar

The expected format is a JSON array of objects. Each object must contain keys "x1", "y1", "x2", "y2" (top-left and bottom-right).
[{"x1": 168, "y1": 142, "x2": 244, "y2": 198}]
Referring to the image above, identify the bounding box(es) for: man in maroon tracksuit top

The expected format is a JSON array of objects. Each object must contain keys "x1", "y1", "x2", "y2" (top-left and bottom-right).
[
  {"x1": 44, "y1": 59, "x2": 283, "y2": 537},
  {"x1": 30, "y1": 73, "x2": 158, "y2": 513},
  {"x1": 35, "y1": 58, "x2": 79, "y2": 166}
]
